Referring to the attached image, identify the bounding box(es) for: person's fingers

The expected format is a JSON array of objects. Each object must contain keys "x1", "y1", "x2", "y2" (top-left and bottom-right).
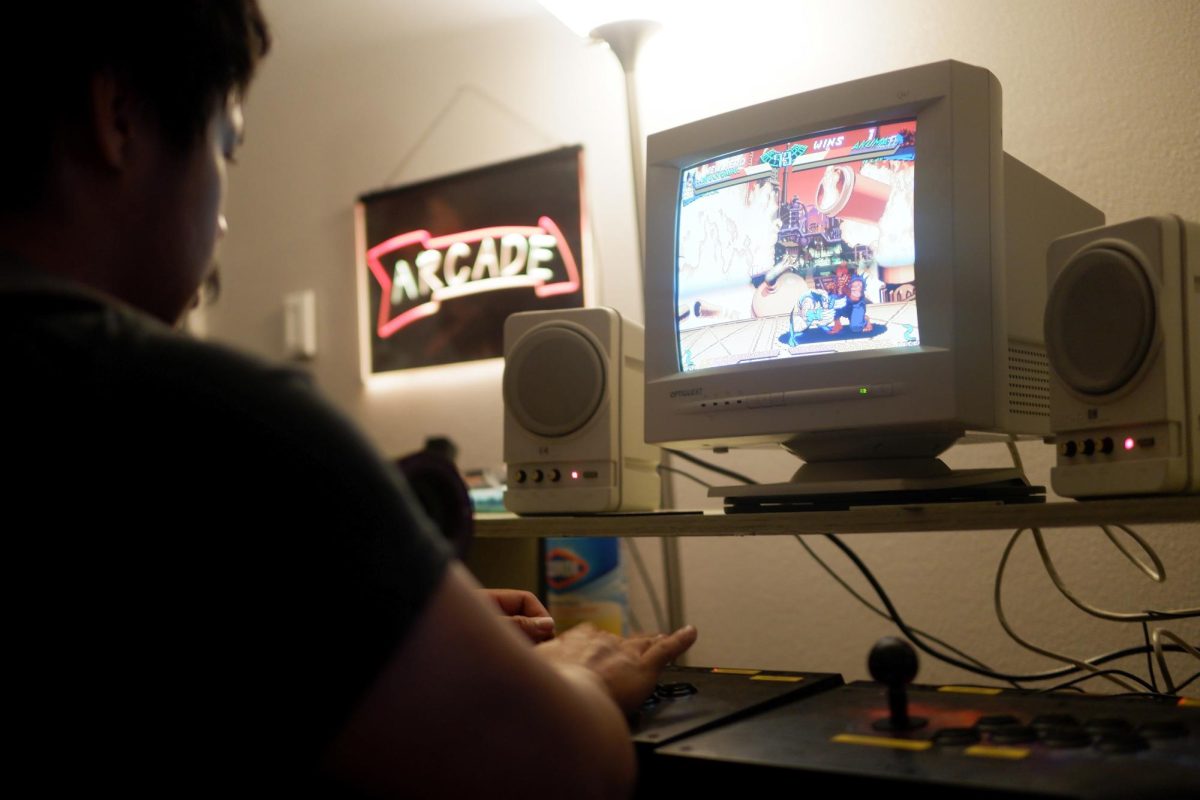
[
  {"x1": 487, "y1": 589, "x2": 550, "y2": 618},
  {"x1": 640, "y1": 626, "x2": 698, "y2": 670},
  {"x1": 553, "y1": 622, "x2": 602, "y2": 648},
  {"x1": 622, "y1": 635, "x2": 662, "y2": 656},
  {"x1": 484, "y1": 589, "x2": 520, "y2": 614},
  {"x1": 510, "y1": 615, "x2": 556, "y2": 642},
  {"x1": 515, "y1": 593, "x2": 550, "y2": 617},
  {"x1": 571, "y1": 623, "x2": 621, "y2": 645}
]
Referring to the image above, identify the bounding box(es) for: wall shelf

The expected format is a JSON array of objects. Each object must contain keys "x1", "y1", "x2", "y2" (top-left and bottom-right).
[{"x1": 475, "y1": 496, "x2": 1200, "y2": 538}]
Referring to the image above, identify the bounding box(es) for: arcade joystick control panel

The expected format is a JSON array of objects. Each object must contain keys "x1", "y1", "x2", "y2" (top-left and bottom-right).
[
  {"x1": 643, "y1": 681, "x2": 1200, "y2": 799},
  {"x1": 630, "y1": 665, "x2": 843, "y2": 751}
]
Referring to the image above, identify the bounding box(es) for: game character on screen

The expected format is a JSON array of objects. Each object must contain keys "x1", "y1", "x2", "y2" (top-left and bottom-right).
[
  {"x1": 835, "y1": 264, "x2": 851, "y2": 297},
  {"x1": 809, "y1": 271, "x2": 846, "y2": 334},
  {"x1": 799, "y1": 287, "x2": 837, "y2": 331},
  {"x1": 841, "y1": 274, "x2": 874, "y2": 333}
]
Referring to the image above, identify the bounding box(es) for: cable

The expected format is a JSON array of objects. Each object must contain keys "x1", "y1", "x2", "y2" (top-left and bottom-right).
[
  {"x1": 626, "y1": 602, "x2": 644, "y2": 634},
  {"x1": 624, "y1": 538, "x2": 668, "y2": 634},
  {"x1": 1101, "y1": 524, "x2": 1164, "y2": 582},
  {"x1": 663, "y1": 448, "x2": 757, "y2": 486},
  {"x1": 815, "y1": 531, "x2": 1190, "y2": 689},
  {"x1": 1004, "y1": 435, "x2": 1025, "y2": 475},
  {"x1": 822, "y1": 531, "x2": 1192, "y2": 686},
  {"x1": 996, "y1": 529, "x2": 1140, "y2": 692},
  {"x1": 1176, "y1": 670, "x2": 1200, "y2": 694},
  {"x1": 1142, "y1": 621, "x2": 1159, "y2": 694},
  {"x1": 791, "y1": 534, "x2": 1018, "y2": 687},
  {"x1": 669, "y1": 450, "x2": 1013, "y2": 684},
  {"x1": 996, "y1": 439, "x2": 1138, "y2": 687},
  {"x1": 1030, "y1": 527, "x2": 1199, "y2": 622},
  {"x1": 822, "y1": 531, "x2": 1052, "y2": 683},
  {"x1": 1034, "y1": 668, "x2": 1158, "y2": 695},
  {"x1": 662, "y1": 441, "x2": 1196, "y2": 689},
  {"x1": 1152, "y1": 628, "x2": 1200, "y2": 695},
  {"x1": 656, "y1": 463, "x2": 715, "y2": 491}
]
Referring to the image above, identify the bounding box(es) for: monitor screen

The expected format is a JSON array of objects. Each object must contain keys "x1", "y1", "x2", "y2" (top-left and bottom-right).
[{"x1": 675, "y1": 119, "x2": 918, "y2": 373}]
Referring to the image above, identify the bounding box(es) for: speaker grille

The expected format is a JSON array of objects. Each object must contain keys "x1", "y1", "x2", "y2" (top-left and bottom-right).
[
  {"x1": 503, "y1": 325, "x2": 606, "y2": 437},
  {"x1": 1008, "y1": 342, "x2": 1050, "y2": 418},
  {"x1": 1044, "y1": 246, "x2": 1156, "y2": 396}
]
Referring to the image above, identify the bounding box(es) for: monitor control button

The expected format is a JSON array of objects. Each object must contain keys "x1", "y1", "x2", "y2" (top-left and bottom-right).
[
  {"x1": 550, "y1": 469, "x2": 561, "y2": 482},
  {"x1": 515, "y1": 469, "x2": 527, "y2": 483},
  {"x1": 1063, "y1": 441, "x2": 1078, "y2": 457},
  {"x1": 747, "y1": 392, "x2": 784, "y2": 408},
  {"x1": 1082, "y1": 439, "x2": 1096, "y2": 456},
  {"x1": 533, "y1": 469, "x2": 545, "y2": 483},
  {"x1": 1100, "y1": 437, "x2": 1114, "y2": 454}
]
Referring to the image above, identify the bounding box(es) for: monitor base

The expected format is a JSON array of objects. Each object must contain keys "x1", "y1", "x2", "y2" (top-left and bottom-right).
[{"x1": 712, "y1": 458, "x2": 1044, "y2": 512}]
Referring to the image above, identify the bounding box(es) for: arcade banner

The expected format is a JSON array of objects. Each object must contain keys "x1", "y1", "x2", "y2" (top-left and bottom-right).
[{"x1": 358, "y1": 146, "x2": 586, "y2": 373}]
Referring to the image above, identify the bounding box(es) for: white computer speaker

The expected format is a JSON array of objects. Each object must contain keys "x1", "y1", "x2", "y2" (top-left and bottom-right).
[
  {"x1": 503, "y1": 307, "x2": 660, "y2": 514},
  {"x1": 1045, "y1": 215, "x2": 1199, "y2": 498}
]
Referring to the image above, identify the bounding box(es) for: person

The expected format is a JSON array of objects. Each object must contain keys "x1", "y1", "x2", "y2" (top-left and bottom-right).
[{"x1": 0, "y1": 3, "x2": 696, "y2": 798}]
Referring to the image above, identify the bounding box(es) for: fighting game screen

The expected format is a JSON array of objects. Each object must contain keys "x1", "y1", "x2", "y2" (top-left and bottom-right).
[{"x1": 676, "y1": 120, "x2": 918, "y2": 373}]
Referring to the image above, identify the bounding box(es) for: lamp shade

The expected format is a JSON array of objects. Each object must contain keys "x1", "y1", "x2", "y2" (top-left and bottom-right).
[{"x1": 536, "y1": 0, "x2": 666, "y2": 38}]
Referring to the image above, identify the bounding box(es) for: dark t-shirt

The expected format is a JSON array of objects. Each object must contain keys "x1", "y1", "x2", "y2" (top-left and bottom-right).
[{"x1": 2, "y1": 267, "x2": 451, "y2": 795}]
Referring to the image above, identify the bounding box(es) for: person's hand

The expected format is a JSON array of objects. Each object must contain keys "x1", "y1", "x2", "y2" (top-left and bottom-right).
[
  {"x1": 482, "y1": 588, "x2": 556, "y2": 643},
  {"x1": 535, "y1": 623, "x2": 698, "y2": 714}
]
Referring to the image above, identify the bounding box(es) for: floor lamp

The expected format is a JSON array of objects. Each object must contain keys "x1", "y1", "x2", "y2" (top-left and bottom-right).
[{"x1": 538, "y1": 6, "x2": 685, "y2": 635}]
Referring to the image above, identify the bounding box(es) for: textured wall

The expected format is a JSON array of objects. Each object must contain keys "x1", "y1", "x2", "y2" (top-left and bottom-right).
[{"x1": 211, "y1": 0, "x2": 1199, "y2": 690}]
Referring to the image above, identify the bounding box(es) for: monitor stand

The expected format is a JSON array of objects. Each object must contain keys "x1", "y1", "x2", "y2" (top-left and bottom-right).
[{"x1": 711, "y1": 455, "x2": 1044, "y2": 513}]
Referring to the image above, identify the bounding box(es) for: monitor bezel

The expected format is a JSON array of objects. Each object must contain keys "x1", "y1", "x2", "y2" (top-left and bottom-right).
[{"x1": 644, "y1": 60, "x2": 1003, "y2": 449}]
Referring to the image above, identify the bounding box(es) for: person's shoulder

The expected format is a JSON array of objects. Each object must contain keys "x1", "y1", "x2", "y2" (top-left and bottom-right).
[
  {"x1": 111, "y1": 305, "x2": 318, "y2": 414},
  {"x1": 116, "y1": 312, "x2": 379, "y2": 468},
  {"x1": 0, "y1": 276, "x2": 361, "y2": 465},
  {"x1": 0, "y1": 272, "x2": 302, "y2": 402}
]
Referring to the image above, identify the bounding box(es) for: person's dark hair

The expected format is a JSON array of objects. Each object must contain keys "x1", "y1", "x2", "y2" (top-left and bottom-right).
[{"x1": 2, "y1": 1, "x2": 271, "y2": 215}]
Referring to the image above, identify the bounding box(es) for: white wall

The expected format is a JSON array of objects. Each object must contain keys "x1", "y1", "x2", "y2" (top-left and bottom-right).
[{"x1": 212, "y1": 0, "x2": 1199, "y2": 690}]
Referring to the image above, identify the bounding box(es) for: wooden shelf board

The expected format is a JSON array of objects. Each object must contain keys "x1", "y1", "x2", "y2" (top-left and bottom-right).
[{"x1": 475, "y1": 496, "x2": 1200, "y2": 538}]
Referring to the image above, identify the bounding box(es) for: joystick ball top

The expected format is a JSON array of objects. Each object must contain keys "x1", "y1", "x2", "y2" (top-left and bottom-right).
[{"x1": 869, "y1": 636, "x2": 919, "y2": 685}]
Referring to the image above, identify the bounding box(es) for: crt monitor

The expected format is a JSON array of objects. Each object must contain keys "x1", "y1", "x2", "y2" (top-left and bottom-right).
[{"x1": 642, "y1": 61, "x2": 1103, "y2": 502}]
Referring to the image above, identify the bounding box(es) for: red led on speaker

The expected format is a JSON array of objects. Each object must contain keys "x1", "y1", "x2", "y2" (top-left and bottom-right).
[{"x1": 1124, "y1": 437, "x2": 1136, "y2": 451}]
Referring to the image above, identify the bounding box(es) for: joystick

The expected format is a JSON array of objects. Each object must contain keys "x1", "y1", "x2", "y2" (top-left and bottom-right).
[{"x1": 868, "y1": 636, "x2": 926, "y2": 731}]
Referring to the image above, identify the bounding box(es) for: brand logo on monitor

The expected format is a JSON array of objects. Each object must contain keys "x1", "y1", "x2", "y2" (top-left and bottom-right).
[{"x1": 365, "y1": 216, "x2": 581, "y2": 339}]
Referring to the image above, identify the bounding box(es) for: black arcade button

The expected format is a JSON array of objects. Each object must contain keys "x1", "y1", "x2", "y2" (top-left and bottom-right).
[
  {"x1": 932, "y1": 727, "x2": 981, "y2": 746},
  {"x1": 1138, "y1": 721, "x2": 1188, "y2": 739},
  {"x1": 1032, "y1": 714, "x2": 1079, "y2": 730},
  {"x1": 975, "y1": 714, "x2": 1022, "y2": 732},
  {"x1": 1040, "y1": 727, "x2": 1091, "y2": 748},
  {"x1": 1094, "y1": 733, "x2": 1148, "y2": 754},
  {"x1": 991, "y1": 725, "x2": 1038, "y2": 744},
  {"x1": 1085, "y1": 717, "x2": 1133, "y2": 735},
  {"x1": 655, "y1": 682, "x2": 698, "y2": 698}
]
